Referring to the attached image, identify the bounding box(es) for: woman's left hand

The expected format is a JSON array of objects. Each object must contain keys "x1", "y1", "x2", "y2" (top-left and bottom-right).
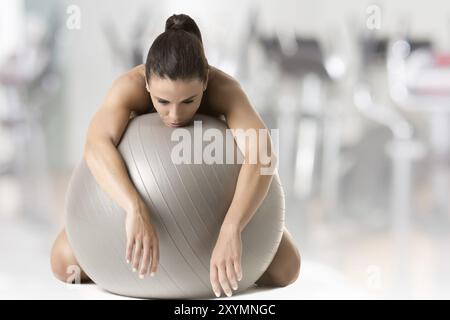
[{"x1": 210, "y1": 223, "x2": 243, "y2": 297}]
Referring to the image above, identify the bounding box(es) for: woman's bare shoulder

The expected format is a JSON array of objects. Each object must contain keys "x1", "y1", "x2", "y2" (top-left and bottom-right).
[
  {"x1": 118, "y1": 64, "x2": 147, "y2": 88},
  {"x1": 110, "y1": 64, "x2": 150, "y2": 114},
  {"x1": 208, "y1": 65, "x2": 238, "y2": 85},
  {"x1": 206, "y1": 66, "x2": 242, "y2": 114}
]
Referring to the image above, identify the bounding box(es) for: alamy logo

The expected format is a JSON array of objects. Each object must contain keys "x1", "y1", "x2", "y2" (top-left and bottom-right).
[
  {"x1": 170, "y1": 121, "x2": 278, "y2": 175},
  {"x1": 66, "y1": 5, "x2": 81, "y2": 30}
]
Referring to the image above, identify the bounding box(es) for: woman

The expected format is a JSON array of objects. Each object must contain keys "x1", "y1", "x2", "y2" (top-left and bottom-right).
[{"x1": 50, "y1": 13, "x2": 300, "y2": 298}]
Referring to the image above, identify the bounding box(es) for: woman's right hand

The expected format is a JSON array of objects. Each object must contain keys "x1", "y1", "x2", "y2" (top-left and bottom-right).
[{"x1": 125, "y1": 200, "x2": 160, "y2": 279}]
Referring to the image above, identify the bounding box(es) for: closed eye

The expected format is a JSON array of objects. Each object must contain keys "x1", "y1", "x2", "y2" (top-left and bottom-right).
[
  {"x1": 155, "y1": 94, "x2": 198, "y2": 105},
  {"x1": 158, "y1": 100, "x2": 194, "y2": 105}
]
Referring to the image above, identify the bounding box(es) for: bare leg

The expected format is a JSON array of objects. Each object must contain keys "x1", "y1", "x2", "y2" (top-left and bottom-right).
[
  {"x1": 50, "y1": 228, "x2": 92, "y2": 284},
  {"x1": 255, "y1": 227, "x2": 301, "y2": 287}
]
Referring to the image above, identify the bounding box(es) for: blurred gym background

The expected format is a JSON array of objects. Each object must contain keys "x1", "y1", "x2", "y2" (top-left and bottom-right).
[{"x1": 1, "y1": 0, "x2": 450, "y2": 299}]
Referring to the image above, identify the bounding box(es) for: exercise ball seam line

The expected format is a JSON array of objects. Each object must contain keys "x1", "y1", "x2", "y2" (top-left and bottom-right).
[
  {"x1": 168, "y1": 162, "x2": 215, "y2": 241},
  {"x1": 205, "y1": 157, "x2": 228, "y2": 198},
  {"x1": 90, "y1": 154, "x2": 159, "y2": 295},
  {"x1": 185, "y1": 163, "x2": 222, "y2": 231},
  {"x1": 96, "y1": 196, "x2": 143, "y2": 290},
  {"x1": 128, "y1": 131, "x2": 187, "y2": 297},
  {"x1": 144, "y1": 118, "x2": 213, "y2": 289},
  {"x1": 124, "y1": 135, "x2": 176, "y2": 296},
  {"x1": 65, "y1": 163, "x2": 96, "y2": 279},
  {"x1": 91, "y1": 172, "x2": 148, "y2": 290},
  {"x1": 146, "y1": 117, "x2": 213, "y2": 266},
  {"x1": 205, "y1": 130, "x2": 280, "y2": 284},
  {"x1": 218, "y1": 117, "x2": 240, "y2": 188},
  {"x1": 205, "y1": 117, "x2": 247, "y2": 230},
  {"x1": 163, "y1": 116, "x2": 218, "y2": 230},
  {"x1": 178, "y1": 116, "x2": 221, "y2": 228},
  {"x1": 135, "y1": 118, "x2": 216, "y2": 298},
  {"x1": 145, "y1": 117, "x2": 217, "y2": 293},
  {"x1": 194, "y1": 157, "x2": 219, "y2": 214},
  {"x1": 64, "y1": 166, "x2": 86, "y2": 267},
  {"x1": 210, "y1": 155, "x2": 238, "y2": 199},
  {"x1": 160, "y1": 124, "x2": 215, "y2": 241},
  {"x1": 158, "y1": 115, "x2": 266, "y2": 292},
  {"x1": 204, "y1": 150, "x2": 240, "y2": 215},
  {"x1": 205, "y1": 163, "x2": 235, "y2": 225},
  {"x1": 134, "y1": 118, "x2": 196, "y2": 297},
  {"x1": 207, "y1": 121, "x2": 276, "y2": 292},
  {"x1": 83, "y1": 172, "x2": 131, "y2": 288},
  {"x1": 247, "y1": 178, "x2": 286, "y2": 279},
  {"x1": 136, "y1": 119, "x2": 210, "y2": 292},
  {"x1": 209, "y1": 164, "x2": 233, "y2": 206},
  {"x1": 195, "y1": 152, "x2": 221, "y2": 217},
  {"x1": 200, "y1": 150, "x2": 236, "y2": 220},
  {"x1": 68, "y1": 167, "x2": 109, "y2": 282},
  {"x1": 127, "y1": 121, "x2": 187, "y2": 296}
]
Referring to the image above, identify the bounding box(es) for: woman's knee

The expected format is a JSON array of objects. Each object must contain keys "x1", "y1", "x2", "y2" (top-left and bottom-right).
[
  {"x1": 290, "y1": 248, "x2": 301, "y2": 283},
  {"x1": 50, "y1": 230, "x2": 80, "y2": 283},
  {"x1": 275, "y1": 248, "x2": 301, "y2": 287}
]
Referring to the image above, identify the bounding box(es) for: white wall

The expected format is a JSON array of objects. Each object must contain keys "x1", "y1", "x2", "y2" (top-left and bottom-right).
[
  {"x1": 0, "y1": 0, "x2": 25, "y2": 62},
  {"x1": 60, "y1": 0, "x2": 450, "y2": 168}
]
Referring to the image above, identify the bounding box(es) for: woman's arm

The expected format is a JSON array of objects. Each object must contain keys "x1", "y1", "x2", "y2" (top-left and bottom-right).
[
  {"x1": 208, "y1": 81, "x2": 277, "y2": 297},
  {"x1": 84, "y1": 76, "x2": 145, "y2": 213},
  {"x1": 83, "y1": 71, "x2": 159, "y2": 278},
  {"x1": 222, "y1": 87, "x2": 276, "y2": 232}
]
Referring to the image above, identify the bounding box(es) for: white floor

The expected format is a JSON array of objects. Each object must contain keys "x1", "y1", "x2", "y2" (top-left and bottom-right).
[
  {"x1": 0, "y1": 217, "x2": 367, "y2": 300},
  {"x1": 2, "y1": 167, "x2": 450, "y2": 300},
  {"x1": 46, "y1": 262, "x2": 367, "y2": 300}
]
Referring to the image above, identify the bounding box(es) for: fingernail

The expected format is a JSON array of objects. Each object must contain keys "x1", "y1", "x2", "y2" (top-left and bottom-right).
[
  {"x1": 232, "y1": 284, "x2": 238, "y2": 290},
  {"x1": 126, "y1": 259, "x2": 130, "y2": 264},
  {"x1": 215, "y1": 291, "x2": 220, "y2": 298},
  {"x1": 139, "y1": 274, "x2": 145, "y2": 279},
  {"x1": 150, "y1": 272, "x2": 155, "y2": 277},
  {"x1": 132, "y1": 267, "x2": 137, "y2": 272},
  {"x1": 225, "y1": 290, "x2": 232, "y2": 297}
]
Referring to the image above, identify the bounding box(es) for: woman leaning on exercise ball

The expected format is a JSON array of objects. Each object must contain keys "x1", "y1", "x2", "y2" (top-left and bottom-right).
[{"x1": 50, "y1": 13, "x2": 301, "y2": 298}]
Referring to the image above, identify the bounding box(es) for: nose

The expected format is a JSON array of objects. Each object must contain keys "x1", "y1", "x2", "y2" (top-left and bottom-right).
[{"x1": 169, "y1": 106, "x2": 183, "y2": 122}]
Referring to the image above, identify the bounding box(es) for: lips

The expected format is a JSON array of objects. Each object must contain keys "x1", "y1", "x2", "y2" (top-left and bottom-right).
[{"x1": 167, "y1": 121, "x2": 184, "y2": 128}]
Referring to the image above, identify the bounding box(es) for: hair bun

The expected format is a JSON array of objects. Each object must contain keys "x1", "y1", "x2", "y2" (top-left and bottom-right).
[
  {"x1": 168, "y1": 22, "x2": 183, "y2": 31},
  {"x1": 166, "y1": 14, "x2": 188, "y2": 31},
  {"x1": 164, "y1": 14, "x2": 203, "y2": 44}
]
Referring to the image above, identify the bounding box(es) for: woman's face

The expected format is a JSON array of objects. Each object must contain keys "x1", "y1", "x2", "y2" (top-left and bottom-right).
[{"x1": 146, "y1": 75, "x2": 207, "y2": 128}]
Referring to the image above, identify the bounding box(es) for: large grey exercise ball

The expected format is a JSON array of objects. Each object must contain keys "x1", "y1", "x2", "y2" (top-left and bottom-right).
[{"x1": 65, "y1": 113, "x2": 285, "y2": 299}]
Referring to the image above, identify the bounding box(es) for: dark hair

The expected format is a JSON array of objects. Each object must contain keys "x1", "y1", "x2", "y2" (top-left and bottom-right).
[{"x1": 145, "y1": 14, "x2": 209, "y2": 83}]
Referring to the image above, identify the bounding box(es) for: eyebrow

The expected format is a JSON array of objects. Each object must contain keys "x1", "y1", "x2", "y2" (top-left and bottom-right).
[{"x1": 155, "y1": 95, "x2": 197, "y2": 102}]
